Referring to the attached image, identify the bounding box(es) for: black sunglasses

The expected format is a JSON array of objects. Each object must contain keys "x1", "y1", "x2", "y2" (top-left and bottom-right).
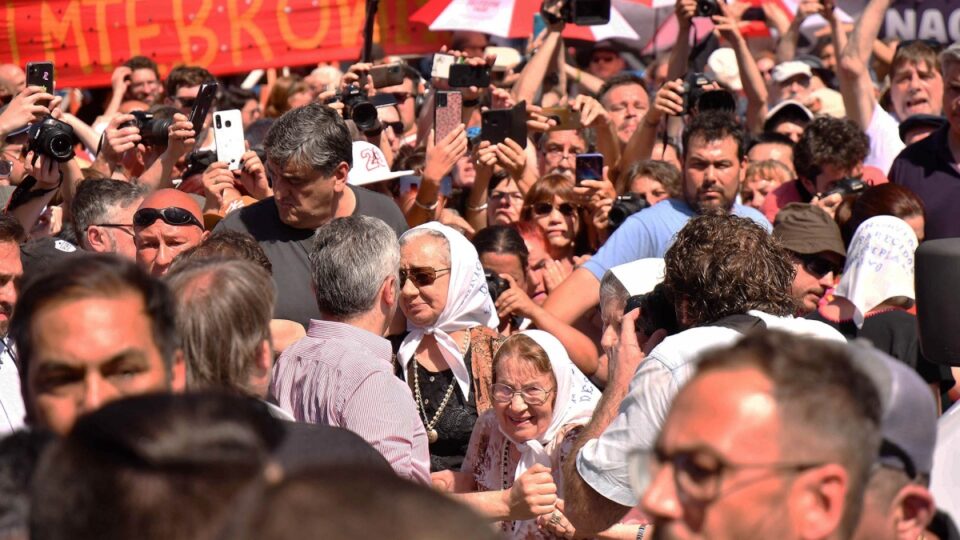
[
  {"x1": 385, "y1": 121, "x2": 405, "y2": 135},
  {"x1": 399, "y1": 266, "x2": 451, "y2": 288},
  {"x1": 895, "y1": 39, "x2": 944, "y2": 56},
  {"x1": 797, "y1": 253, "x2": 842, "y2": 278},
  {"x1": 134, "y1": 207, "x2": 203, "y2": 229},
  {"x1": 177, "y1": 96, "x2": 197, "y2": 109},
  {"x1": 532, "y1": 202, "x2": 577, "y2": 217}
]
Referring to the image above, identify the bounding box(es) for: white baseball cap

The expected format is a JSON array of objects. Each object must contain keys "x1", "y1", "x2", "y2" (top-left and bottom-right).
[
  {"x1": 348, "y1": 141, "x2": 413, "y2": 186},
  {"x1": 706, "y1": 48, "x2": 742, "y2": 92},
  {"x1": 772, "y1": 61, "x2": 812, "y2": 83}
]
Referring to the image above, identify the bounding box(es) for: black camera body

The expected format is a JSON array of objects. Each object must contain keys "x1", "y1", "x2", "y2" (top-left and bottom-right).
[
  {"x1": 680, "y1": 72, "x2": 712, "y2": 115},
  {"x1": 608, "y1": 193, "x2": 649, "y2": 231},
  {"x1": 560, "y1": 0, "x2": 611, "y2": 25},
  {"x1": 124, "y1": 111, "x2": 173, "y2": 147},
  {"x1": 696, "y1": 0, "x2": 721, "y2": 18},
  {"x1": 340, "y1": 84, "x2": 380, "y2": 134},
  {"x1": 822, "y1": 177, "x2": 868, "y2": 198},
  {"x1": 27, "y1": 116, "x2": 77, "y2": 163},
  {"x1": 182, "y1": 149, "x2": 217, "y2": 179},
  {"x1": 485, "y1": 271, "x2": 510, "y2": 303}
]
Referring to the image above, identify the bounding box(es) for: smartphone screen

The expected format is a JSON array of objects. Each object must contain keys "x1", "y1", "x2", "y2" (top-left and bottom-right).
[
  {"x1": 575, "y1": 153, "x2": 604, "y2": 185},
  {"x1": 189, "y1": 81, "x2": 218, "y2": 134},
  {"x1": 431, "y1": 54, "x2": 456, "y2": 80},
  {"x1": 26, "y1": 62, "x2": 54, "y2": 97}
]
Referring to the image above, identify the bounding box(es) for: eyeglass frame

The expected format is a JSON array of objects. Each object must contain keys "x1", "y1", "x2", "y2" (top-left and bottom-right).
[
  {"x1": 530, "y1": 201, "x2": 578, "y2": 218},
  {"x1": 133, "y1": 207, "x2": 204, "y2": 230},
  {"x1": 794, "y1": 252, "x2": 843, "y2": 279},
  {"x1": 399, "y1": 266, "x2": 451, "y2": 288},
  {"x1": 490, "y1": 382, "x2": 555, "y2": 406},
  {"x1": 91, "y1": 223, "x2": 135, "y2": 236}
]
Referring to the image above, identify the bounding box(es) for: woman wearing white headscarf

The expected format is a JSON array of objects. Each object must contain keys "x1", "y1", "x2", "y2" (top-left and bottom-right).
[
  {"x1": 809, "y1": 216, "x2": 951, "y2": 399},
  {"x1": 397, "y1": 222, "x2": 502, "y2": 472},
  {"x1": 434, "y1": 331, "x2": 642, "y2": 539}
]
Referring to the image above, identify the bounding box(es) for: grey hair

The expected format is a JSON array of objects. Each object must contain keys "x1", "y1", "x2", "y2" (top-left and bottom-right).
[
  {"x1": 263, "y1": 102, "x2": 353, "y2": 176},
  {"x1": 311, "y1": 216, "x2": 400, "y2": 319},
  {"x1": 940, "y1": 43, "x2": 960, "y2": 75},
  {"x1": 399, "y1": 228, "x2": 451, "y2": 267},
  {"x1": 599, "y1": 270, "x2": 630, "y2": 312},
  {"x1": 165, "y1": 258, "x2": 276, "y2": 397},
  {"x1": 71, "y1": 179, "x2": 148, "y2": 236}
]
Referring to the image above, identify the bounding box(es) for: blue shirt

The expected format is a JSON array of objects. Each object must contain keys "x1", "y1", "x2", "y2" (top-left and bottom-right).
[{"x1": 582, "y1": 199, "x2": 772, "y2": 280}]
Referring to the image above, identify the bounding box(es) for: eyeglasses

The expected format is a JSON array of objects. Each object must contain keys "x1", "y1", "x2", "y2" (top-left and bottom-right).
[
  {"x1": 176, "y1": 96, "x2": 197, "y2": 109},
  {"x1": 795, "y1": 253, "x2": 842, "y2": 278},
  {"x1": 531, "y1": 202, "x2": 577, "y2": 217},
  {"x1": 133, "y1": 207, "x2": 204, "y2": 229},
  {"x1": 627, "y1": 447, "x2": 824, "y2": 504},
  {"x1": 490, "y1": 190, "x2": 524, "y2": 203},
  {"x1": 385, "y1": 121, "x2": 405, "y2": 135},
  {"x1": 399, "y1": 266, "x2": 451, "y2": 288},
  {"x1": 491, "y1": 383, "x2": 554, "y2": 406},
  {"x1": 92, "y1": 223, "x2": 135, "y2": 236},
  {"x1": 895, "y1": 39, "x2": 944, "y2": 57}
]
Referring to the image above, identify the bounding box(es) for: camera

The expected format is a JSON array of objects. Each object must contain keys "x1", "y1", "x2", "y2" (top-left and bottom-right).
[
  {"x1": 623, "y1": 285, "x2": 679, "y2": 338},
  {"x1": 123, "y1": 111, "x2": 173, "y2": 147},
  {"x1": 695, "y1": 0, "x2": 721, "y2": 17},
  {"x1": 822, "y1": 177, "x2": 867, "y2": 198},
  {"x1": 680, "y1": 72, "x2": 711, "y2": 115},
  {"x1": 485, "y1": 271, "x2": 510, "y2": 303},
  {"x1": 339, "y1": 84, "x2": 380, "y2": 134},
  {"x1": 561, "y1": 0, "x2": 611, "y2": 25},
  {"x1": 27, "y1": 116, "x2": 77, "y2": 163},
  {"x1": 608, "y1": 193, "x2": 649, "y2": 231},
  {"x1": 182, "y1": 149, "x2": 217, "y2": 179}
]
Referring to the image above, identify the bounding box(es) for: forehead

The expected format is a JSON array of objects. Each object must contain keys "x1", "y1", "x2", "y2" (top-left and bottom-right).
[
  {"x1": 130, "y1": 68, "x2": 157, "y2": 82},
  {"x1": 893, "y1": 59, "x2": 937, "y2": 77},
  {"x1": 480, "y1": 251, "x2": 523, "y2": 273},
  {"x1": 685, "y1": 135, "x2": 739, "y2": 159},
  {"x1": 269, "y1": 158, "x2": 318, "y2": 180},
  {"x1": 495, "y1": 353, "x2": 552, "y2": 383},
  {"x1": 136, "y1": 221, "x2": 203, "y2": 242},
  {"x1": 604, "y1": 83, "x2": 647, "y2": 104},
  {"x1": 545, "y1": 131, "x2": 586, "y2": 147},
  {"x1": 176, "y1": 85, "x2": 200, "y2": 98},
  {"x1": 401, "y1": 234, "x2": 449, "y2": 265}
]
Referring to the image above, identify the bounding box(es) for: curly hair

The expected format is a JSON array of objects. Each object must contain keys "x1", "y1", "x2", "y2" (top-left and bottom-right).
[
  {"x1": 793, "y1": 117, "x2": 869, "y2": 183},
  {"x1": 664, "y1": 213, "x2": 797, "y2": 327}
]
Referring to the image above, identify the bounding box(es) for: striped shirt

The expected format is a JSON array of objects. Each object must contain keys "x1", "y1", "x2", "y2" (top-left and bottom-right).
[{"x1": 269, "y1": 320, "x2": 430, "y2": 485}]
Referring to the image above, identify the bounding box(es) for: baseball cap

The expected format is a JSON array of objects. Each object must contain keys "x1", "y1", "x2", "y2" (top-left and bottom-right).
[
  {"x1": 706, "y1": 48, "x2": 743, "y2": 92},
  {"x1": 807, "y1": 88, "x2": 845, "y2": 118},
  {"x1": 848, "y1": 342, "x2": 938, "y2": 478},
  {"x1": 898, "y1": 114, "x2": 947, "y2": 143},
  {"x1": 610, "y1": 258, "x2": 665, "y2": 297},
  {"x1": 19, "y1": 237, "x2": 79, "y2": 287},
  {"x1": 763, "y1": 99, "x2": 814, "y2": 133},
  {"x1": 772, "y1": 61, "x2": 812, "y2": 84},
  {"x1": 347, "y1": 142, "x2": 413, "y2": 187},
  {"x1": 773, "y1": 203, "x2": 846, "y2": 258}
]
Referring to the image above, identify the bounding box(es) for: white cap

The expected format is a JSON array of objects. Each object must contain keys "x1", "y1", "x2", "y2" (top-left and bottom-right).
[
  {"x1": 348, "y1": 141, "x2": 413, "y2": 186},
  {"x1": 807, "y1": 88, "x2": 845, "y2": 118},
  {"x1": 772, "y1": 61, "x2": 812, "y2": 83},
  {"x1": 706, "y1": 48, "x2": 742, "y2": 92},
  {"x1": 610, "y1": 258, "x2": 665, "y2": 297}
]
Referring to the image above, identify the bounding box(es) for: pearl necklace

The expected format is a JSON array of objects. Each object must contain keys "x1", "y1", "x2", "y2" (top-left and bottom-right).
[{"x1": 411, "y1": 330, "x2": 471, "y2": 444}]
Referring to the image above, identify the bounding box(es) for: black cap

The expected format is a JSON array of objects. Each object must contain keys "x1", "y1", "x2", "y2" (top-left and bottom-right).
[{"x1": 898, "y1": 114, "x2": 947, "y2": 143}]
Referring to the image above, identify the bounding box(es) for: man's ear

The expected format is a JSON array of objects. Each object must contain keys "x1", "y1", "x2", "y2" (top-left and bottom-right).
[
  {"x1": 169, "y1": 349, "x2": 187, "y2": 393},
  {"x1": 85, "y1": 226, "x2": 108, "y2": 252},
  {"x1": 892, "y1": 484, "x2": 936, "y2": 540},
  {"x1": 200, "y1": 230, "x2": 211, "y2": 242},
  {"x1": 382, "y1": 274, "x2": 397, "y2": 308},
  {"x1": 790, "y1": 464, "x2": 848, "y2": 540},
  {"x1": 246, "y1": 339, "x2": 274, "y2": 399},
  {"x1": 332, "y1": 161, "x2": 350, "y2": 192}
]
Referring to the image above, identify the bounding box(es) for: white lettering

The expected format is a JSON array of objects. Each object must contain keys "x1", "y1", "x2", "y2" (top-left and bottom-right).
[
  {"x1": 949, "y1": 9, "x2": 960, "y2": 42},
  {"x1": 918, "y1": 9, "x2": 948, "y2": 42},
  {"x1": 886, "y1": 8, "x2": 916, "y2": 40}
]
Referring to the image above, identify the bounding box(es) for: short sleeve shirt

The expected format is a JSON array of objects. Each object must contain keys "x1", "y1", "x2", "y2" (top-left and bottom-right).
[{"x1": 889, "y1": 125, "x2": 960, "y2": 240}]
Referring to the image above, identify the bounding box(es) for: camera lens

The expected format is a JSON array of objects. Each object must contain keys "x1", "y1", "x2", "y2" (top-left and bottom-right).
[
  {"x1": 215, "y1": 116, "x2": 222, "y2": 129},
  {"x1": 351, "y1": 101, "x2": 379, "y2": 132},
  {"x1": 225, "y1": 120, "x2": 231, "y2": 128}
]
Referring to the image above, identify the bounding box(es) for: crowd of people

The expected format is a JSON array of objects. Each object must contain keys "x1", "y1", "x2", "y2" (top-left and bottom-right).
[{"x1": 0, "y1": 0, "x2": 958, "y2": 537}]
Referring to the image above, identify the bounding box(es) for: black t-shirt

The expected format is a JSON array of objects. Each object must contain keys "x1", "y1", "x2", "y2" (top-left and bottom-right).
[{"x1": 215, "y1": 186, "x2": 407, "y2": 327}]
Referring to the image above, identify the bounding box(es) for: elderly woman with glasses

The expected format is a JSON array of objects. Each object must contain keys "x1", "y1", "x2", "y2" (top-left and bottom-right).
[
  {"x1": 396, "y1": 222, "x2": 503, "y2": 472},
  {"x1": 521, "y1": 175, "x2": 588, "y2": 279},
  {"x1": 433, "y1": 331, "x2": 642, "y2": 539}
]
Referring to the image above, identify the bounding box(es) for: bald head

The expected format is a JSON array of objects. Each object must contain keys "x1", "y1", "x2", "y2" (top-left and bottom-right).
[
  {"x1": 134, "y1": 189, "x2": 207, "y2": 277},
  {"x1": 0, "y1": 64, "x2": 25, "y2": 100}
]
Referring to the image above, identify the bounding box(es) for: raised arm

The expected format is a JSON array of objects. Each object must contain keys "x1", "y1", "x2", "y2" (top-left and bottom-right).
[
  {"x1": 836, "y1": 0, "x2": 891, "y2": 130},
  {"x1": 714, "y1": 2, "x2": 769, "y2": 134},
  {"x1": 776, "y1": 0, "x2": 822, "y2": 63},
  {"x1": 512, "y1": 25, "x2": 564, "y2": 104},
  {"x1": 667, "y1": 0, "x2": 697, "y2": 80}
]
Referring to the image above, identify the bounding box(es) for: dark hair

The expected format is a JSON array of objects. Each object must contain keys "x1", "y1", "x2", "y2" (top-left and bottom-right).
[
  {"x1": 9, "y1": 254, "x2": 179, "y2": 406},
  {"x1": 30, "y1": 392, "x2": 284, "y2": 540},
  {"x1": 0, "y1": 214, "x2": 25, "y2": 245},
  {"x1": 220, "y1": 86, "x2": 258, "y2": 112},
  {"x1": 264, "y1": 102, "x2": 352, "y2": 176},
  {"x1": 664, "y1": 213, "x2": 797, "y2": 327},
  {"x1": 472, "y1": 225, "x2": 530, "y2": 271},
  {"x1": 393, "y1": 144, "x2": 426, "y2": 173},
  {"x1": 219, "y1": 466, "x2": 501, "y2": 540},
  {"x1": 0, "y1": 430, "x2": 54, "y2": 538},
  {"x1": 892, "y1": 40, "x2": 941, "y2": 78},
  {"x1": 838, "y1": 183, "x2": 925, "y2": 247},
  {"x1": 681, "y1": 111, "x2": 745, "y2": 162},
  {"x1": 487, "y1": 170, "x2": 513, "y2": 193},
  {"x1": 746, "y1": 132, "x2": 796, "y2": 153},
  {"x1": 695, "y1": 330, "x2": 882, "y2": 538},
  {"x1": 165, "y1": 65, "x2": 215, "y2": 98},
  {"x1": 793, "y1": 117, "x2": 869, "y2": 182},
  {"x1": 264, "y1": 75, "x2": 310, "y2": 119},
  {"x1": 616, "y1": 159, "x2": 681, "y2": 197},
  {"x1": 71, "y1": 179, "x2": 148, "y2": 239},
  {"x1": 174, "y1": 230, "x2": 272, "y2": 273},
  {"x1": 123, "y1": 56, "x2": 160, "y2": 79},
  {"x1": 597, "y1": 72, "x2": 647, "y2": 103}
]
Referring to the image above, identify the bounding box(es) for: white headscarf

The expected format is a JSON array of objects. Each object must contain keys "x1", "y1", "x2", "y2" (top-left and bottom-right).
[
  {"x1": 610, "y1": 258, "x2": 665, "y2": 297},
  {"x1": 397, "y1": 222, "x2": 499, "y2": 399},
  {"x1": 834, "y1": 216, "x2": 918, "y2": 328},
  {"x1": 499, "y1": 330, "x2": 600, "y2": 484}
]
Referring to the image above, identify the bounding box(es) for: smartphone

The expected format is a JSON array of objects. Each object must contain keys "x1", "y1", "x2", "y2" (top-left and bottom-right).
[
  {"x1": 575, "y1": 153, "x2": 604, "y2": 185},
  {"x1": 213, "y1": 109, "x2": 245, "y2": 171},
  {"x1": 532, "y1": 12, "x2": 547, "y2": 39},
  {"x1": 26, "y1": 62, "x2": 54, "y2": 97},
  {"x1": 449, "y1": 64, "x2": 491, "y2": 88},
  {"x1": 189, "y1": 81, "x2": 219, "y2": 134},
  {"x1": 370, "y1": 63, "x2": 405, "y2": 89},
  {"x1": 541, "y1": 106, "x2": 583, "y2": 131},
  {"x1": 431, "y1": 53, "x2": 456, "y2": 80},
  {"x1": 435, "y1": 91, "x2": 462, "y2": 143},
  {"x1": 480, "y1": 101, "x2": 528, "y2": 148}
]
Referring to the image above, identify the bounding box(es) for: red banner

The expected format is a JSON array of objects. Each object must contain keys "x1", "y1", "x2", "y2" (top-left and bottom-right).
[{"x1": 0, "y1": 0, "x2": 449, "y2": 88}]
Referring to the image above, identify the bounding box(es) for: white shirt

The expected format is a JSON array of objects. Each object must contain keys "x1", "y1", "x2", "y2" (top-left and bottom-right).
[
  {"x1": 865, "y1": 102, "x2": 904, "y2": 176},
  {"x1": 0, "y1": 338, "x2": 26, "y2": 435},
  {"x1": 576, "y1": 311, "x2": 847, "y2": 506}
]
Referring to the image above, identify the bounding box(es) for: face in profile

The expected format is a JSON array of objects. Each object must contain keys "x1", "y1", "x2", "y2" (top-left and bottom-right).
[{"x1": 399, "y1": 235, "x2": 451, "y2": 328}]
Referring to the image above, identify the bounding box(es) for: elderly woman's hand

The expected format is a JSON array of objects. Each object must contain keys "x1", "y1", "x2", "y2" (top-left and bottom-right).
[
  {"x1": 504, "y1": 463, "x2": 557, "y2": 520},
  {"x1": 536, "y1": 500, "x2": 576, "y2": 539}
]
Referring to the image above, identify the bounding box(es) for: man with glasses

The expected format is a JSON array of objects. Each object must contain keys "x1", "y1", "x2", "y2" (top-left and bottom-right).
[
  {"x1": 133, "y1": 189, "x2": 208, "y2": 277},
  {"x1": 270, "y1": 216, "x2": 430, "y2": 485},
  {"x1": 376, "y1": 65, "x2": 423, "y2": 147},
  {"x1": 633, "y1": 331, "x2": 882, "y2": 540},
  {"x1": 165, "y1": 65, "x2": 216, "y2": 117},
  {"x1": 539, "y1": 130, "x2": 588, "y2": 179},
  {"x1": 772, "y1": 203, "x2": 845, "y2": 315},
  {"x1": 71, "y1": 179, "x2": 148, "y2": 260}
]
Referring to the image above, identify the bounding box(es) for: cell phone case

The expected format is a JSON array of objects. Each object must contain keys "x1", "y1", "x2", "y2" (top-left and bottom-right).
[
  {"x1": 214, "y1": 110, "x2": 245, "y2": 171},
  {"x1": 481, "y1": 101, "x2": 528, "y2": 148},
  {"x1": 542, "y1": 107, "x2": 583, "y2": 132},
  {"x1": 431, "y1": 54, "x2": 455, "y2": 79},
  {"x1": 371, "y1": 64, "x2": 404, "y2": 89},
  {"x1": 26, "y1": 62, "x2": 54, "y2": 94},
  {"x1": 435, "y1": 91, "x2": 463, "y2": 143},
  {"x1": 448, "y1": 64, "x2": 491, "y2": 88},
  {"x1": 190, "y1": 82, "x2": 219, "y2": 134}
]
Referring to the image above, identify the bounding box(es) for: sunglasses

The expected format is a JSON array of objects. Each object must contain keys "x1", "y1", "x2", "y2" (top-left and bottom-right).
[
  {"x1": 134, "y1": 207, "x2": 204, "y2": 229},
  {"x1": 895, "y1": 39, "x2": 944, "y2": 56},
  {"x1": 176, "y1": 96, "x2": 197, "y2": 109},
  {"x1": 399, "y1": 266, "x2": 451, "y2": 288},
  {"x1": 796, "y1": 253, "x2": 842, "y2": 278},
  {"x1": 0, "y1": 159, "x2": 11, "y2": 177},
  {"x1": 531, "y1": 202, "x2": 577, "y2": 217},
  {"x1": 385, "y1": 121, "x2": 405, "y2": 135}
]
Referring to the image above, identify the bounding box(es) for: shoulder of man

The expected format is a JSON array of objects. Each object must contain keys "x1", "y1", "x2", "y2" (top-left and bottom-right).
[
  {"x1": 214, "y1": 197, "x2": 279, "y2": 235},
  {"x1": 731, "y1": 203, "x2": 773, "y2": 231},
  {"x1": 350, "y1": 185, "x2": 408, "y2": 237},
  {"x1": 749, "y1": 310, "x2": 847, "y2": 343}
]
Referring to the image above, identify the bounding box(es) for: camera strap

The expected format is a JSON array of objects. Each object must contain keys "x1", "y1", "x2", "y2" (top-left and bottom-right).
[{"x1": 5, "y1": 174, "x2": 62, "y2": 213}]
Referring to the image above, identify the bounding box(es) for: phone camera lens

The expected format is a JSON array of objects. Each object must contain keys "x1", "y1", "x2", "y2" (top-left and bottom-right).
[
  {"x1": 215, "y1": 117, "x2": 222, "y2": 129},
  {"x1": 225, "y1": 120, "x2": 231, "y2": 128}
]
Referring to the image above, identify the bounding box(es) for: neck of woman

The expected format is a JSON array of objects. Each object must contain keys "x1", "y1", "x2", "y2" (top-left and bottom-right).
[{"x1": 414, "y1": 329, "x2": 471, "y2": 372}]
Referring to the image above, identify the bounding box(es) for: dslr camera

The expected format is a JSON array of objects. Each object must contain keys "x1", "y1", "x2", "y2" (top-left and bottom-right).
[
  {"x1": 608, "y1": 193, "x2": 649, "y2": 231},
  {"x1": 680, "y1": 72, "x2": 711, "y2": 115},
  {"x1": 695, "y1": 0, "x2": 721, "y2": 17},
  {"x1": 27, "y1": 116, "x2": 77, "y2": 163},
  {"x1": 122, "y1": 111, "x2": 173, "y2": 147},
  {"x1": 336, "y1": 84, "x2": 380, "y2": 134},
  {"x1": 485, "y1": 271, "x2": 510, "y2": 303},
  {"x1": 822, "y1": 177, "x2": 867, "y2": 198}
]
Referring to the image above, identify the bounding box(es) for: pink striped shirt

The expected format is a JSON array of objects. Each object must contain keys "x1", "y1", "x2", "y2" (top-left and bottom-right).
[{"x1": 270, "y1": 320, "x2": 431, "y2": 485}]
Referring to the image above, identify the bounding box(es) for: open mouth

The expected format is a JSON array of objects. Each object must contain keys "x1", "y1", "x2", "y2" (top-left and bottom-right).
[
  {"x1": 905, "y1": 97, "x2": 929, "y2": 110},
  {"x1": 507, "y1": 414, "x2": 534, "y2": 427}
]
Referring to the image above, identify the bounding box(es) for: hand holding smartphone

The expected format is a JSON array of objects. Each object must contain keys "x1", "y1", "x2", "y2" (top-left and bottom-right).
[
  {"x1": 213, "y1": 110, "x2": 245, "y2": 171},
  {"x1": 189, "y1": 81, "x2": 219, "y2": 134},
  {"x1": 435, "y1": 91, "x2": 463, "y2": 143},
  {"x1": 575, "y1": 153, "x2": 604, "y2": 186}
]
